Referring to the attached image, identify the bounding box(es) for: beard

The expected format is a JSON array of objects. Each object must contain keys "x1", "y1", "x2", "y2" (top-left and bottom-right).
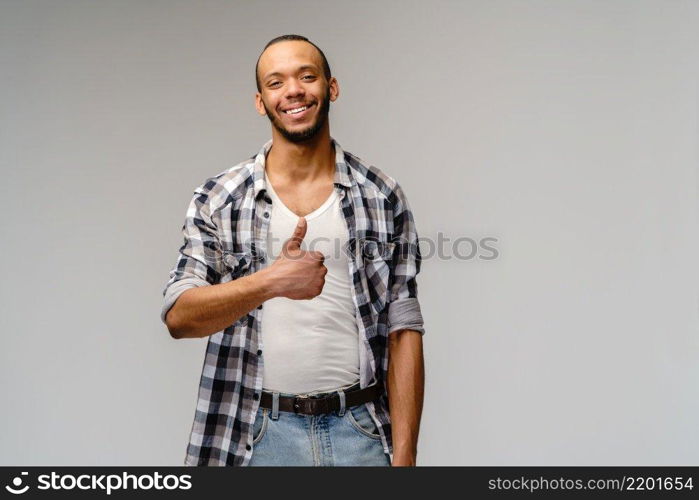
[{"x1": 263, "y1": 85, "x2": 331, "y2": 144}]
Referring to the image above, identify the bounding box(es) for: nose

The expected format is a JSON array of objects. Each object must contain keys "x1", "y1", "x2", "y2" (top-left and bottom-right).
[{"x1": 284, "y1": 78, "x2": 305, "y2": 100}]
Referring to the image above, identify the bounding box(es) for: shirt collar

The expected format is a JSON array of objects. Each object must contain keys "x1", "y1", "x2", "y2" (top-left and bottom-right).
[{"x1": 252, "y1": 137, "x2": 353, "y2": 201}]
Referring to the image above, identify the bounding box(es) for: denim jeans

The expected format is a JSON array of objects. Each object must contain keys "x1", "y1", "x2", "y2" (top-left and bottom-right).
[{"x1": 248, "y1": 387, "x2": 391, "y2": 466}]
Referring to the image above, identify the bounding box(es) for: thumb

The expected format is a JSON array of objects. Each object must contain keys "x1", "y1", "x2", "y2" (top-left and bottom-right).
[{"x1": 282, "y1": 217, "x2": 307, "y2": 252}]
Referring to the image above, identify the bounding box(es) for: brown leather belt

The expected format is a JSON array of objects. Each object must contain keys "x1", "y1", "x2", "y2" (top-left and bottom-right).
[{"x1": 259, "y1": 381, "x2": 383, "y2": 415}]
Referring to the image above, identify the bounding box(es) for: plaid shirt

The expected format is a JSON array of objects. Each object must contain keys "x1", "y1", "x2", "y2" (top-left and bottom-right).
[{"x1": 161, "y1": 138, "x2": 425, "y2": 466}]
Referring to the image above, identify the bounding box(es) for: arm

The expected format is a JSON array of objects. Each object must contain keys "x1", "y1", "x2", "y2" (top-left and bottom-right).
[
  {"x1": 165, "y1": 268, "x2": 276, "y2": 339},
  {"x1": 385, "y1": 180, "x2": 426, "y2": 466},
  {"x1": 387, "y1": 328, "x2": 424, "y2": 466},
  {"x1": 161, "y1": 183, "x2": 324, "y2": 339}
]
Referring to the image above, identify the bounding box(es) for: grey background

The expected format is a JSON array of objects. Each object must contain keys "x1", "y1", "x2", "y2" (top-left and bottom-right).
[{"x1": 1, "y1": 0, "x2": 697, "y2": 465}]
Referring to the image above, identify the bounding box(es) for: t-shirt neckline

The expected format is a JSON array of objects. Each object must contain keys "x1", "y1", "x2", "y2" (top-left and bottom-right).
[{"x1": 264, "y1": 171, "x2": 338, "y2": 221}]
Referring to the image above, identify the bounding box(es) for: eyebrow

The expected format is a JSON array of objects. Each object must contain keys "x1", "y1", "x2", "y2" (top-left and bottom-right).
[{"x1": 262, "y1": 65, "x2": 320, "y2": 81}]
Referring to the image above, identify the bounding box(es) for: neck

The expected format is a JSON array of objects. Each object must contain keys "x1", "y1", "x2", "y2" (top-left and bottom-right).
[{"x1": 266, "y1": 126, "x2": 335, "y2": 185}]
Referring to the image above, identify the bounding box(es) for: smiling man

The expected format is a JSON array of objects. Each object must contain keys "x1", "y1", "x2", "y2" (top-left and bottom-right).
[{"x1": 161, "y1": 35, "x2": 425, "y2": 466}]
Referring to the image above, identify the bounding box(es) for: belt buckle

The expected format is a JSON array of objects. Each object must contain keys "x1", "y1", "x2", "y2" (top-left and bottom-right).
[{"x1": 293, "y1": 393, "x2": 309, "y2": 413}]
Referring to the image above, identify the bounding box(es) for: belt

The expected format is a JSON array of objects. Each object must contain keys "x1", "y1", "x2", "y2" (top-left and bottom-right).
[{"x1": 259, "y1": 381, "x2": 383, "y2": 415}]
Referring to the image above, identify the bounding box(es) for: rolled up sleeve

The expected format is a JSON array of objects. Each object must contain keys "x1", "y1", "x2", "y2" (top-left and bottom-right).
[
  {"x1": 387, "y1": 182, "x2": 425, "y2": 335},
  {"x1": 161, "y1": 186, "x2": 224, "y2": 324}
]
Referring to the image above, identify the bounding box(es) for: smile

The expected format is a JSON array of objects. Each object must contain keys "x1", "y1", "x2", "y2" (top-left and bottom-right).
[
  {"x1": 285, "y1": 106, "x2": 307, "y2": 114},
  {"x1": 282, "y1": 103, "x2": 314, "y2": 117}
]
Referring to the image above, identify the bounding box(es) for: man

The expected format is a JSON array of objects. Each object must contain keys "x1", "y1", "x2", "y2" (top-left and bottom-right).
[{"x1": 161, "y1": 34, "x2": 425, "y2": 466}]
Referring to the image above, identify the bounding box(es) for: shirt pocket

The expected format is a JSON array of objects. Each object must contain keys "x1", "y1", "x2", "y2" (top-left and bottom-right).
[
  {"x1": 221, "y1": 251, "x2": 253, "y2": 282},
  {"x1": 360, "y1": 240, "x2": 396, "y2": 317}
]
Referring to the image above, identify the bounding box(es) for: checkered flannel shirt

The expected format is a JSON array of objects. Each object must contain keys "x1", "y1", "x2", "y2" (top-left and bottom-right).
[{"x1": 161, "y1": 138, "x2": 425, "y2": 466}]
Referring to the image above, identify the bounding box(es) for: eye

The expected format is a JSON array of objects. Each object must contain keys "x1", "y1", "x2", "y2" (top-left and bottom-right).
[
  {"x1": 268, "y1": 81, "x2": 281, "y2": 88},
  {"x1": 302, "y1": 75, "x2": 316, "y2": 80}
]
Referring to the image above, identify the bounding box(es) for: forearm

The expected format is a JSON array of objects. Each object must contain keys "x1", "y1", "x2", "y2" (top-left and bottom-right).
[
  {"x1": 165, "y1": 268, "x2": 277, "y2": 339},
  {"x1": 387, "y1": 329, "x2": 424, "y2": 464}
]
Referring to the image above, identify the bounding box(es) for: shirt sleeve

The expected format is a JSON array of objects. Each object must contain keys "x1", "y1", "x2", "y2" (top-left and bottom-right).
[
  {"x1": 161, "y1": 186, "x2": 224, "y2": 324},
  {"x1": 387, "y1": 181, "x2": 425, "y2": 335}
]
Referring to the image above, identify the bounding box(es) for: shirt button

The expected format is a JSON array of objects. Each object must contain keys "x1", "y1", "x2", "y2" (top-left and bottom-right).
[
  {"x1": 257, "y1": 304, "x2": 263, "y2": 310},
  {"x1": 263, "y1": 211, "x2": 269, "y2": 218},
  {"x1": 257, "y1": 349, "x2": 262, "y2": 355},
  {"x1": 246, "y1": 444, "x2": 251, "y2": 451},
  {"x1": 253, "y1": 393, "x2": 259, "y2": 401},
  {"x1": 260, "y1": 256, "x2": 266, "y2": 263}
]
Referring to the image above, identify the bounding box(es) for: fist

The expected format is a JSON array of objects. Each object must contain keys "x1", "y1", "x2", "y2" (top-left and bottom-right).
[{"x1": 268, "y1": 217, "x2": 327, "y2": 300}]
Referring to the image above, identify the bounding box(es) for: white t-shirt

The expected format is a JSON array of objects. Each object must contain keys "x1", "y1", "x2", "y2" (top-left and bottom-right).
[{"x1": 261, "y1": 172, "x2": 360, "y2": 394}]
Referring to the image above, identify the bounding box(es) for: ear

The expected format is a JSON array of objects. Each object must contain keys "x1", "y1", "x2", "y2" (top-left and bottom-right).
[
  {"x1": 329, "y1": 77, "x2": 340, "y2": 102},
  {"x1": 255, "y1": 92, "x2": 267, "y2": 116}
]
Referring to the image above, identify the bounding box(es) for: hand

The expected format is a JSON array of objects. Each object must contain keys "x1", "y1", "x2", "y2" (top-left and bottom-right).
[
  {"x1": 266, "y1": 217, "x2": 327, "y2": 300},
  {"x1": 391, "y1": 449, "x2": 417, "y2": 467}
]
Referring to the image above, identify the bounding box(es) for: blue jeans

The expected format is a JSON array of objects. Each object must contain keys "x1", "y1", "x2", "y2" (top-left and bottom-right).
[{"x1": 248, "y1": 387, "x2": 391, "y2": 466}]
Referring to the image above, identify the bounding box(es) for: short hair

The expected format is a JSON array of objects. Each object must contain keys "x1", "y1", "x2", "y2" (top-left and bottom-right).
[{"x1": 255, "y1": 34, "x2": 332, "y2": 92}]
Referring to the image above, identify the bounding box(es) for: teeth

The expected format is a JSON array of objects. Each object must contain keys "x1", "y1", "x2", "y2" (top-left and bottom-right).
[{"x1": 285, "y1": 106, "x2": 307, "y2": 114}]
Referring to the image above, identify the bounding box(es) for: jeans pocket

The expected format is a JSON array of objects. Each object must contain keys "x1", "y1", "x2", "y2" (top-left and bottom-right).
[
  {"x1": 347, "y1": 403, "x2": 381, "y2": 440},
  {"x1": 252, "y1": 407, "x2": 269, "y2": 445}
]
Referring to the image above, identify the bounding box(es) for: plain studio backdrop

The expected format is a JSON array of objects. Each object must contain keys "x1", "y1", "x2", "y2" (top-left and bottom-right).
[{"x1": 1, "y1": 0, "x2": 697, "y2": 466}]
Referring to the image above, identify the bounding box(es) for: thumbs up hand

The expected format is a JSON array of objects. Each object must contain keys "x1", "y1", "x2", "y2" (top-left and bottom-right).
[{"x1": 266, "y1": 217, "x2": 327, "y2": 300}]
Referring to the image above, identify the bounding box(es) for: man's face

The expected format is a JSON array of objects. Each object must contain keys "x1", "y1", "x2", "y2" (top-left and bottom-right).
[{"x1": 255, "y1": 41, "x2": 338, "y2": 143}]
